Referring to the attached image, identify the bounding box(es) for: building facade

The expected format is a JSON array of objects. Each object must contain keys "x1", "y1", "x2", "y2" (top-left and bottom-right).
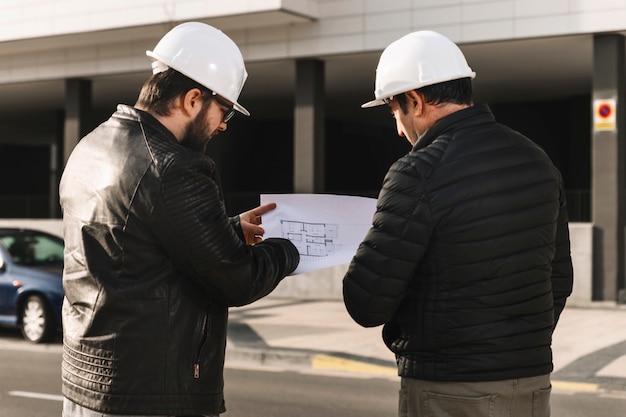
[{"x1": 0, "y1": 0, "x2": 625, "y2": 302}]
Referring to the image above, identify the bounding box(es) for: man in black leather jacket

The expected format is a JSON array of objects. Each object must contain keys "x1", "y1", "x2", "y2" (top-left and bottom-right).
[
  {"x1": 60, "y1": 22, "x2": 299, "y2": 417},
  {"x1": 343, "y1": 30, "x2": 573, "y2": 417}
]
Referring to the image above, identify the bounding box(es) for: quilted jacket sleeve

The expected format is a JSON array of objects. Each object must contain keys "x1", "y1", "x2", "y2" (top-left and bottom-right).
[
  {"x1": 551, "y1": 175, "x2": 574, "y2": 328},
  {"x1": 343, "y1": 158, "x2": 434, "y2": 327},
  {"x1": 152, "y1": 153, "x2": 299, "y2": 307}
]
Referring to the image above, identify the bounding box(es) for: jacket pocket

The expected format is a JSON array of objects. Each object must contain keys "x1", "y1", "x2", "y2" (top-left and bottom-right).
[
  {"x1": 532, "y1": 385, "x2": 551, "y2": 417},
  {"x1": 422, "y1": 391, "x2": 498, "y2": 417},
  {"x1": 193, "y1": 309, "x2": 211, "y2": 379}
]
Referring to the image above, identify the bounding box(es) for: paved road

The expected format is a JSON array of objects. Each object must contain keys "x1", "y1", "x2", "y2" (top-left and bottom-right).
[
  {"x1": 2, "y1": 298, "x2": 626, "y2": 416},
  {"x1": 1, "y1": 336, "x2": 625, "y2": 417}
]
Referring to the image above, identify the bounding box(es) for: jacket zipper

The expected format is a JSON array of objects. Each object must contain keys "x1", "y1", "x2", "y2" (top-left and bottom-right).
[{"x1": 193, "y1": 308, "x2": 211, "y2": 379}]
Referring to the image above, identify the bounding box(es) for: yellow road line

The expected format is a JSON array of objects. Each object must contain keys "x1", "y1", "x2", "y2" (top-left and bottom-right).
[
  {"x1": 312, "y1": 354, "x2": 397, "y2": 376},
  {"x1": 552, "y1": 380, "x2": 600, "y2": 392}
]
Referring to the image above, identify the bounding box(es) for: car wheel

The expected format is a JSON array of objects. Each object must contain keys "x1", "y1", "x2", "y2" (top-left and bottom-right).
[{"x1": 20, "y1": 295, "x2": 55, "y2": 343}]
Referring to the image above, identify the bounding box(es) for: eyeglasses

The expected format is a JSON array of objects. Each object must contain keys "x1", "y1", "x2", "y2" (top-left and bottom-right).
[
  {"x1": 211, "y1": 92, "x2": 236, "y2": 123},
  {"x1": 383, "y1": 96, "x2": 394, "y2": 104}
]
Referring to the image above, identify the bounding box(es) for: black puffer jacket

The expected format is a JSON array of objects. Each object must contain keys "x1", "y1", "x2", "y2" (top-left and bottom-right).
[
  {"x1": 59, "y1": 105, "x2": 299, "y2": 415},
  {"x1": 343, "y1": 104, "x2": 573, "y2": 382}
]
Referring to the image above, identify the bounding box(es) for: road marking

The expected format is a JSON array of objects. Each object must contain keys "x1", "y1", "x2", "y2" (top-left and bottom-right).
[
  {"x1": 312, "y1": 354, "x2": 397, "y2": 376},
  {"x1": 552, "y1": 380, "x2": 599, "y2": 393},
  {"x1": 9, "y1": 391, "x2": 64, "y2": 402}
]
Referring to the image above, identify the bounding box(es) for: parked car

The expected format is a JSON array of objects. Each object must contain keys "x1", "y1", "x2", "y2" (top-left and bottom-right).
[{"x1": 0, "y1": 228, "x2": 64, "y2": 343}]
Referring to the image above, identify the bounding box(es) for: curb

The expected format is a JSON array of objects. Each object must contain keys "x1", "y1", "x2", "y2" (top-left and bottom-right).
[
  {"x1": 226, "y1": 346, "x2": 396, "y2": 376},
  {"x1": 226, "y1": 347, "x2": 314, "y2": 370},
  {"x1": 226, "y1": 347, "x2": 626, "y2": 396}
]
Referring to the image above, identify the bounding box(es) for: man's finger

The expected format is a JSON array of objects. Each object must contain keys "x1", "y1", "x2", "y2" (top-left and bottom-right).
[{"x1": 253, "y1": 202, "x2": 277, "y2": 216}]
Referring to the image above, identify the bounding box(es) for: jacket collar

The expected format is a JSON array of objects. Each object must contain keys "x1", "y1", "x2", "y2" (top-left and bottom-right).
[
  {"x1": 412, "y1": 103, "x2": 495, "y2": 151},
  {"x1": 114, "y1": 104, "x2": 178, "y2": 144}
]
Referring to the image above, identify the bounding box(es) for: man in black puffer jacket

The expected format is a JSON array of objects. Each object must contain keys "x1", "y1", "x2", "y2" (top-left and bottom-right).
[
  {"x1": 60, "y1": 22, "x2": 299, "y2": 417},
  {"x1": 343, "y1": 30, "x2": 573, "y2": 417}
]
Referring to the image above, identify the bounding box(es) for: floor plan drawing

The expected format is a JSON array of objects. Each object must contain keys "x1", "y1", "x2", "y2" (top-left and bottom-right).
[
  {"x1": 260, "y1": 193, "x2": 377, "y2": 274},
  {"x1": 281, "y1": 220, "x2": 340, "y2": 260}
]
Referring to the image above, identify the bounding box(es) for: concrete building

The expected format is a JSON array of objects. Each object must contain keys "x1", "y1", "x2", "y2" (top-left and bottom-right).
[{"x1": 0, "y1": 0, "x2": 624, "y2": 304}]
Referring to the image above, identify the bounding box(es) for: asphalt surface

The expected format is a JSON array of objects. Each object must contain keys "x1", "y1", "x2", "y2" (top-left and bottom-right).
[{"x1": 226, "y1": 297, "x2": 626, "y2": 396}]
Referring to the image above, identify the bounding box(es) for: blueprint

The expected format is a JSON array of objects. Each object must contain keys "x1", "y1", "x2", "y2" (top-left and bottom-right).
[{"x1": 260, "y1": 194, "x2": 377, "y2": 274}]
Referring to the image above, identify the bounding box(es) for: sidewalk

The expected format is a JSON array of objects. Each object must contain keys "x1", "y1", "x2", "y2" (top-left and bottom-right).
[
  {"x1": 225, "y1": 298, "x2": 626, "y2": 393},
  {"x1": 226, "y1": 298, "x2": 395, "y2": 376}
]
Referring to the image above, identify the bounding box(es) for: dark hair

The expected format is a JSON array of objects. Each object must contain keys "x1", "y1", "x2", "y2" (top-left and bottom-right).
[
  {"x1": 135, "y1": 68, "x2": 212, "y2": 116},
  {"x1": 395, "y1": 77, "x2": 473, "y2": 113}
]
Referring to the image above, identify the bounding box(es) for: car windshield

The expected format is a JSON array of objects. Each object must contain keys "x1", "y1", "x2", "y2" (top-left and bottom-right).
[{"x1": 0, "y1": 230, "x2": 64, "y2": 266}]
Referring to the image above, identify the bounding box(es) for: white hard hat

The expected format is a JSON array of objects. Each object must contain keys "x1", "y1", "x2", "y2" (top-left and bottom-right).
[
  {"x1": 362, "y1": 30, "x2": 476, "y2": 108},
  {"x1": 147, "y1": 22, "x2": 250, "y2": 116}
]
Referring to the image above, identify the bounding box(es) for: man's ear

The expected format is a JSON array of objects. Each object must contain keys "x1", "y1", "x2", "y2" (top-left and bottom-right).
[
  {"x1": 180, "y1": 88, "x2": 204, "y2": 118},
  {"x1": 405, "y1": 90, "x2": 423, "y2": 115}
]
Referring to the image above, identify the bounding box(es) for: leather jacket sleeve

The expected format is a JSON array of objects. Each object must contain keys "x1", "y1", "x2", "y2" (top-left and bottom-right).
[
  {"x1": 151, "y1": 151, "x2": 299, "y2": 307},
  {"x1": 230, "y1": 215, "x2": 246, "y2": 242}
]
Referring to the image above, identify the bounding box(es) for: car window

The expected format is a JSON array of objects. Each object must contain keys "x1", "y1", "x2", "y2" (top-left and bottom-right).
[{"x1": 0, "y1": 232, "x2": 64, "y2": 266}]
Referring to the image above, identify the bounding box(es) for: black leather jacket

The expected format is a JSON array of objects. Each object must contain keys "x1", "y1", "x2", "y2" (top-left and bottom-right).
[
  {"x1": 59, "y1": 105, "x2": 299, "y2": 415},
  {"x1": 344, "y1": 104, "x2": 573, "y2": 382}
]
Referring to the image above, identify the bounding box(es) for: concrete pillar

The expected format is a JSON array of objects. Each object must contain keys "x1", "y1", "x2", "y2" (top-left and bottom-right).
[
  {"x1": 48, "y1": 142, "x2": 60, "y2": 218},
  {"x1": 591, "y1": 34, "x2": 626, "y2": 302},
  {"x1": 63, "y1": 79, "x2": 92, "y2": 166},
  {"x1": 294, "y1": 59, "x2": 325, "y2": 193}
]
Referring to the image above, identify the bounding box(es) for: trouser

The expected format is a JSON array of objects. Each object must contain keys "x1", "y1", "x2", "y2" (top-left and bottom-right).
[
  {"x1": 398, "y1": 374, "x2": 551, "y2": 417},
  {"x1": 63, "y1": 398, "x2": 218, "y2": 417}
]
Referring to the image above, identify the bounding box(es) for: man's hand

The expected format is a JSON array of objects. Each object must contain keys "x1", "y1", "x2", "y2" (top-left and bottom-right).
[{"x1": 239, "y1": 202, "x2": 277, "y2": 245}]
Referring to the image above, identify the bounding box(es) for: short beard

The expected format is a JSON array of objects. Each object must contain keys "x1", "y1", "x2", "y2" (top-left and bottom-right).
[{"x1": 179, "y1": 101, "x2": 213, "y2": 154}]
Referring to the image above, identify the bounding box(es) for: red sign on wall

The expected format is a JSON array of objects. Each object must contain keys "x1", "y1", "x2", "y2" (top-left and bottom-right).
[{"x1": 593, "y1": 99, "x2": 616, "y2": 132}]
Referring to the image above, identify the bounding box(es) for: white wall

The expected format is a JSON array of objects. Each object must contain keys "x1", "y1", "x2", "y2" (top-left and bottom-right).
[
  {"x1": 2, "y1": 0, "x2": 626, "y2": 84},
  {"x1": 0, "y1": 1, "x2": 318, "y2": 42},
  {"x1": 4, "y1": 0, "x2": 626, "y2": 44}
]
